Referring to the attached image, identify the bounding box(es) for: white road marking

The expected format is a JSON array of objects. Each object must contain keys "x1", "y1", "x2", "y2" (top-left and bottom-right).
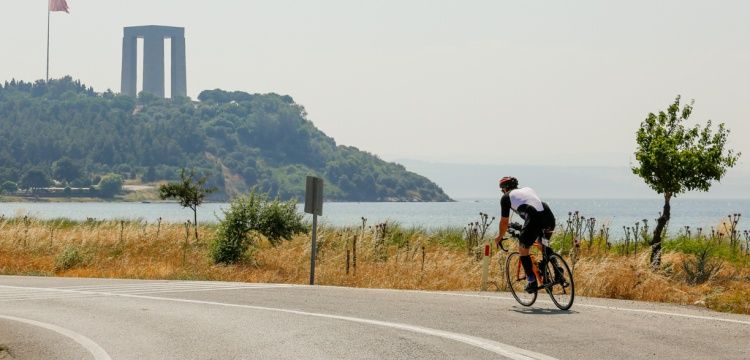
[
  {"x1": 62, "y1": 284, "x2": 285, "y2": 293},
  {"x1": 2, "y1": 278, "x2": 749, "y2": 359},
  {"x1": 3, "y1": 281, "x2": 749, "y2": 326},
  {"x1": 0, "y1": 314, "x2": 112, "y2": 360},
  {"x1": 573, "y1": 303, "x2": 750, "y2": 326},
  {"x1": 53, "y1": 282, "x2": 291, "y2": 291},
  {"x1": 395, "y1": 290, "x2": 750, "y2": 326},
  {"x1": 0, "y1": 283, "x2": 292, "y2": 301},
  {"x1": 0, "y1": 284, "x2": 556, "y2": 360},
  {"x1": 112, "y1": 285, "x2": 294, "y2": 295},
  {"x1": 0, "y1": 295, "x2": 106, "y2": 303},
  {"x1": 0, "y1": 286, "x2": 287, "y2": 302},
  {"x1": 224, "y1": 283, "x2": 750, "y2": 327},
  {"x1": 94, "y1": 292, "x2": 560, "y2": 360},
  {"x1": 4, "y1": 279, "x2": 750, "y2": 326}
]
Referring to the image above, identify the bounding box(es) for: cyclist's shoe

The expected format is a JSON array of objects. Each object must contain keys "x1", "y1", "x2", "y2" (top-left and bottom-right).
[{"x1": 524, "y1": 281, "x2": 538, "y2": 294}]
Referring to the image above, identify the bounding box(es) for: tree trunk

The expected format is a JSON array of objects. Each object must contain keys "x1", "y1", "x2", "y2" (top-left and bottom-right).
[
  {"x1": 650, "y1": 193, "x2": 671, "y2": 269},
  {"x1": 193, "y1": 207, "x2": 199, "y2": 242}
]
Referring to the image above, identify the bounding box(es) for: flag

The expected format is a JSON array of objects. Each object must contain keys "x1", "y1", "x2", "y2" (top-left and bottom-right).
[{"x1": 49, "y1": 0, "x2": 69, "y2": 13}]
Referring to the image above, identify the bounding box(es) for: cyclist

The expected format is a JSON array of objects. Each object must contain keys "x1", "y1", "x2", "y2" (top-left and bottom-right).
[{"x1": 494, "y1": 176, "x2": 557, "y2": 293}]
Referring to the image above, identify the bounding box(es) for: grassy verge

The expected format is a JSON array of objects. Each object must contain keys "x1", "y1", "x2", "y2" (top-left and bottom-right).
[{"x1": 0, "y1": 217, "x2": 748, "y2": 315}]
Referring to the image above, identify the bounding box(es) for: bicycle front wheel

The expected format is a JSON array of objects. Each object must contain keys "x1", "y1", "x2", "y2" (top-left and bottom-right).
[
  {"x1": 544, "y1": 253, "x2": 575, "y2": 310},
  {"x1": 505, "y1": 252, "x2": 537, "y2": 306}
]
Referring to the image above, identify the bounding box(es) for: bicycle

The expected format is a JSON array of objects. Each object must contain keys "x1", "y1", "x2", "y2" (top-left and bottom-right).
[{"x1": 498, "y1": 224, "x2": 575, "y2": 310}]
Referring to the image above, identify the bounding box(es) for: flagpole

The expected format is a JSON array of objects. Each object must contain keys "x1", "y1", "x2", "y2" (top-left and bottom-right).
[{"x1": 46, "y1": 5, "x2": 50, "y2": 82}]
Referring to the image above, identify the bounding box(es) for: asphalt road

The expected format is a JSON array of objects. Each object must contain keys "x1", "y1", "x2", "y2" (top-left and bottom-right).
[{"x1": 0, "y1": 276, "x2": 748, "y2": 359}]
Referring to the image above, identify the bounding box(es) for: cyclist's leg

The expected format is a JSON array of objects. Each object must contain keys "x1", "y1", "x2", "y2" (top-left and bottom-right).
[
  {"x1": 539, "y1": 226, "x2": 567, "y2": 284},
  {"x1": 518, "y1": 221, "x2": 540, "y2": 290},
  {"x1": 541, "y1": 228, "x2": 555, "y2": 259},
  {"x1": 537, "y1": 204, "x2": 556, "y2": 260},
  {"x1": 540, "y1": 203, "x2": 556, "y2": 259}
]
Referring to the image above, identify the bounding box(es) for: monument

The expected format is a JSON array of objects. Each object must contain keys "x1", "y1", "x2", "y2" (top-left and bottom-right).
[{"x1": 121, "y1": 25, "x2": 186, "y2": 98}]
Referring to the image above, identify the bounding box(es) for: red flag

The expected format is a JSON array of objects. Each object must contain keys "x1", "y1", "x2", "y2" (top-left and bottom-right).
[{"x1": 49, "y1": 0, "x2": 69, "y2": 13}]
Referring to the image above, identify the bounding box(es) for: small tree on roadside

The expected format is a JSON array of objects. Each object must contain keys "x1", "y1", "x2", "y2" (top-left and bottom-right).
[
  {"x1": 632, "y1": 96, "x2": 740, "y2": 269},
  {"x1": 159, "y1": 168, "x2": 217, "y2": 241}
]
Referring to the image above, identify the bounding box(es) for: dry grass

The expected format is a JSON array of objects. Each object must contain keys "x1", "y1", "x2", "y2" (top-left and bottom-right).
[
  {"x1": 1, "y1": 217, "x2": 749, "y2": 315},
  {"x1": 0, "y1": 344, "x2": 10, "y2": 360}
]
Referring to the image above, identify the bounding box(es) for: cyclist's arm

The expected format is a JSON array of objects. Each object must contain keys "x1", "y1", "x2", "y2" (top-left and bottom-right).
[
  {"x1": 497, "y1": 216, "x2": 509, "y2": 243},
  {"x1": 495, "y1": 193, "x2": 511, "y2": 247}
]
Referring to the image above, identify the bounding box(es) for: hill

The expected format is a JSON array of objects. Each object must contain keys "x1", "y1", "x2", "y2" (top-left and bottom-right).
[{"x1": 0, "y1": 77, "x2": 450, "y2": 202}]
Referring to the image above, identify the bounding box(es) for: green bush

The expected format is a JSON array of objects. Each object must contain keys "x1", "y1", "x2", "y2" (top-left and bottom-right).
[
  {"x1": 665, "y1": 235, "x2": 748, "y2": 264},
  {"x1": 210, "y1": 191, "x2": 306, "y2": 264},
  {"x1": 257, "y1": 196, "x2": 306, "y2": 245},
  {"x1": 383, "y1": 224, "x2": 425, "y2": 249},
  {"x1": 430, "y1": 227, "x2": 465, "y2": 250},
  {"x1": 54, "y1": 245, "x2": 87, "y2": 271},
  {"x1": 211, "y1": 192, "x2": 262, "y2": 264},
  {"x1": 681, "y1": 241, "x2": 723, "y2": 285}
]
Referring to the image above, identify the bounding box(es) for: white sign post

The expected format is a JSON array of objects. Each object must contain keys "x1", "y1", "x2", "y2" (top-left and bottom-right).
[
  {"x1": 481, "y1": 242, "x2": 490, "y2": 291},
  {"x1": 305, "y1": 176, "x2": 324, "y2": 285}
]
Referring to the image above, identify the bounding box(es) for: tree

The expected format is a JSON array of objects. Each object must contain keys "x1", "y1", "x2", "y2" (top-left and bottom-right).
[
  {"x1": 53, "y1": 158, "x2": 81, "y2": 184},
  {"x1": 20, "y1": 170, "x2": 50, "y2": 192},
  {"x1": 632, "y1": 96, "x2": 740, "y2": 268},
  {"x1": 98, "y1": 173, "x2": 124, "y2": 198},
  {"x1": 159, "y1": 168, "x2": 217, "y2": 241}
]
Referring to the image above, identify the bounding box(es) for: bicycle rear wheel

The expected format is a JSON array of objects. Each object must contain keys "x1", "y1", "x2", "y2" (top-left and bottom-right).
[
  {"x1": 544, "y1": 253, "x2": 574, "y2": 310},
  {"x1": 505, "y1": 252, "x2": 537, "y2": 306}
]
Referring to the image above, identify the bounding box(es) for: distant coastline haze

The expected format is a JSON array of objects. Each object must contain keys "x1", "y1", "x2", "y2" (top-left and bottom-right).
[{"x1": 394, "y1": 159, "x2": 750, "y2": 200}]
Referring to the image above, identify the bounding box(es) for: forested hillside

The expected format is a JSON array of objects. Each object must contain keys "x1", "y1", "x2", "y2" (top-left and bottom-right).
[{"x1": 0, "y1": 77, "x2": 451, "y2": 201}]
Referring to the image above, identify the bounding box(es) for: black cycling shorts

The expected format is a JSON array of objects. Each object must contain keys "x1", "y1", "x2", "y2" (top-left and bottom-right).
[{"x1": 518, "y1": 203, "x2": 555, "y2": 248}]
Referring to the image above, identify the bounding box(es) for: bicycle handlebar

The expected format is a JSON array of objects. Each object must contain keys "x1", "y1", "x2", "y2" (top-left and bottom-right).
[{"x1": 498, "y1": 227, "x2": 521, "y2": 252}]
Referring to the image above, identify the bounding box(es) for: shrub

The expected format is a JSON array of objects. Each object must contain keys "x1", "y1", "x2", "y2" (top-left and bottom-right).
[
  {"x1": 682, "y1": 242, "x2": 723, "y2": 285},
  {"x1": 210, "y1": 191, "x2": 307, "y2": 264},
  {"x1": 431, "y1": 227, "x2": 465, "y2": 250},
  {"x1": 54, "y1": 245, "x2": 87, "y2": 271},
  {"x1": 258, "y1": 197, "x2": 306, "y2": 245},
  {"x1": 210, "y1": 192, "x2": 262, "y2": 264}
]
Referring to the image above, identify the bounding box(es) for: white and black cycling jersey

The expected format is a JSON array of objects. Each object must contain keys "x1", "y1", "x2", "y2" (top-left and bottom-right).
[{"x1": 500, "y1": 187, "x2": 544, "y2": 220}]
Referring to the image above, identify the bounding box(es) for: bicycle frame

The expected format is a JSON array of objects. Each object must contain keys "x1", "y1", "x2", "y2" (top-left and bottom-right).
[{"x1": 511, "y1": 240, "x2": 546, "y2": 285}]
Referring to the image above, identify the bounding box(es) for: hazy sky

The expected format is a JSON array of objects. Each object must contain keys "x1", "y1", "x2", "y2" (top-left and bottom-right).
[{"x1": 2, "y1": 0, "x2": 748, "y2": 172}]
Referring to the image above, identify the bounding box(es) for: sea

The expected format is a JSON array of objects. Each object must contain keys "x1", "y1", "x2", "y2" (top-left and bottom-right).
[{"x1": 1, "y1": 198, "x2": 748, "y2": 238}]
